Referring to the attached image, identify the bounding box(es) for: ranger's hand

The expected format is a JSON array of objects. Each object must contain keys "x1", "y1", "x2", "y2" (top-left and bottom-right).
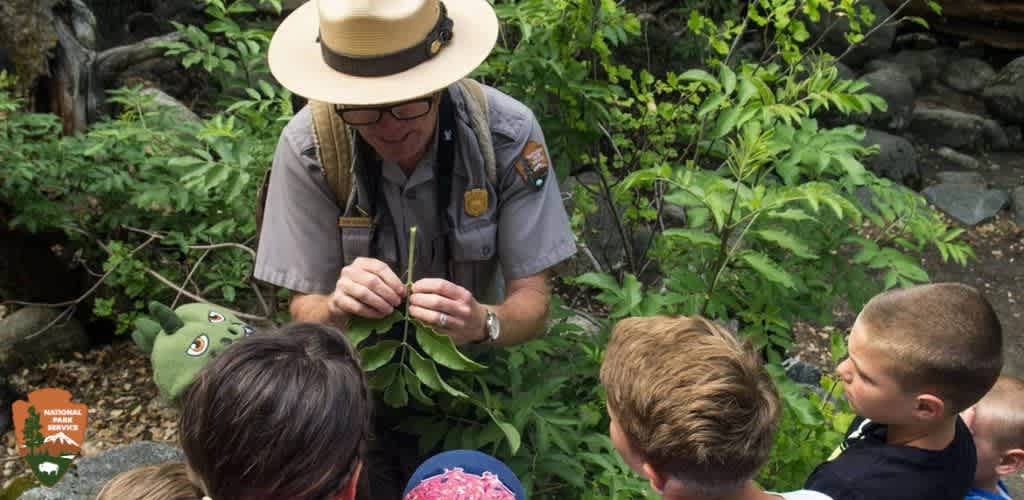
[
  {"x1": 328, "y1": 257, "x2": 406, "y2": 320},
  {"x1": 408, "y1": 278, "x2": 487, "y2": 345}
]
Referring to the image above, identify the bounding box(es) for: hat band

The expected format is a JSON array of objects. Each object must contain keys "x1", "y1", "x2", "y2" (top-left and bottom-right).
[{"x1": 320, "y1": 2, "x2": 454, "y2": 78}]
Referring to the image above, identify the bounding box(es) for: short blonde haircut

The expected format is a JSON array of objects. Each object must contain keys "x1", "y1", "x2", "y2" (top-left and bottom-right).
[
  {"x1": 96, "y1": 462, "x2": 202, "y2": 500},
  {"x1": 976, "y1": 375, "x2": 1024, "y2": 451},
  {"x1": 600, "y1": 315, "x2": 780, "y2": 495},
  {"x1": 859, "y1": 283, "x2": 1003, "y2": 412}
]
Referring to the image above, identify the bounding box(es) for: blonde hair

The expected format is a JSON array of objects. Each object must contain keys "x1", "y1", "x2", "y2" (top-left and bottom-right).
[
  {"x1": 976, "y1": 375, "x2": 1024, "y2": 451},
  {"x1": 96, "y1": 462, "x2": 202, "y2": 500},
  {"x1": 600, "y1": 315, "x2": 780, "y2": 495},
  {"x1": 859, "y1": 282, "x2": 1003, "y2": 412}
]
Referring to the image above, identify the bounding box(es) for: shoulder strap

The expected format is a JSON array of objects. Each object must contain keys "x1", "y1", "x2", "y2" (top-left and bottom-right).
[
  {"x1": 310, "y1": 100, "x2": 354, "y2": 208},
  {"x1": 455, "y1": 78, "x2": 496, "y2": 185}
]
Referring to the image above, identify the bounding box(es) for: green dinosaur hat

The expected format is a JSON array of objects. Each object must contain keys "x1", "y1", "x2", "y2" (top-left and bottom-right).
[{"x1": 132, "y1": 302, "x2": 256, "y2": 402}]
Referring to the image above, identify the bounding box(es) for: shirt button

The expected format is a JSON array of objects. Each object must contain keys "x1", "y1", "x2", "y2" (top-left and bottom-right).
[{"x1": 482, "y1": 245, "x2": 491, "y2": 256}]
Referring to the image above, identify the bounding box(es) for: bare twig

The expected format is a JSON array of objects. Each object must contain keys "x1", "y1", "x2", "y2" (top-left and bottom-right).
[
  {"x1": 123, "y1": 226, "x2": 257, "y2": 260},
  {"x1": 174, "y1": 248, "x2": 212, "y2": 309},
  {"x1": 2, "y1": 235, "x2": 158, "y2": 309},
  {"x1": 835, "y1": 0, "x2": 913, "y2": 63},
  {"x1": 142, "y1": 267, "x2": 269, "y2": 323},
  {"x1": 22, "y1": 306, "x2": 77, "y2": 343},
  {"x1": 575, "y1": 237, "x2": 605, "y2": 274}
]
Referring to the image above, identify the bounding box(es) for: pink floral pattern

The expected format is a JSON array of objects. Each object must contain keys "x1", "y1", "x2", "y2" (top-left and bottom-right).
[{"x1": 404, "y1": 467, "x2": 516, "y2": 500}]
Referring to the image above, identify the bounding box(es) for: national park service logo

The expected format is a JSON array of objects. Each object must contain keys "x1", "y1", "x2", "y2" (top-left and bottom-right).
[{"x1": 12, "y1": 388, "x2": 88, "y2": 486}]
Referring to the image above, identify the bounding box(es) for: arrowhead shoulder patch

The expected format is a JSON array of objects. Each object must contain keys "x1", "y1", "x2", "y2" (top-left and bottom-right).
[{"x1": 514, "y1": 141, "x2": 550, "y2": 190}]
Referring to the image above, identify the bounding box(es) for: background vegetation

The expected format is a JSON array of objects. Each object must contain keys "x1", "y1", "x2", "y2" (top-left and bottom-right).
[{"x1": 1, "y1": 0, "x2": 963, "y2": 497}]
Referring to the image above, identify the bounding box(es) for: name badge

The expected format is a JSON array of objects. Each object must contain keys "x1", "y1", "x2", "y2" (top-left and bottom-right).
[{"x1": 338, "y1": 216, "x2": 372, "y2": 228}]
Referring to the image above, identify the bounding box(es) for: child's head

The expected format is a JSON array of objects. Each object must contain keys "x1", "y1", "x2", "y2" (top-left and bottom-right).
[
  {"x1": 599, "y1": 315, "x2": 780, "y2": 497},
  {"x1": 962, "y1": 375, "x2": 1024, "y2": 487},
  {"x1": 96, "y1": 463, "x2": 202, "y2": 500},
  {"x1": 179, "y1": 322, "x2": 371, "y2": 500},
  {"x1": 837, "y1": 283, "x2": 1002, "y2": 424}
]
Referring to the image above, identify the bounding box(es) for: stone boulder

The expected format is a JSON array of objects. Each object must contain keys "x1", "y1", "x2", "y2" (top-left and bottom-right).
[
  {"x1": 806, "y1": 0, "x2": 895, "y2": 68},
  {"x1": 140, "y1": 87, "x2": 200, "y2": 123},
  {"x1": 935, "y1": 171, "x2": 985, "y2": 186},
  {"x1": 864, "y1": 58, "x2": 924, "y2": 90},
  {"x1": 982, "y1": 56, "x2": 1024, "y2": 125},
  {"x1": 935, "y1": 147, "x2": 984, "y2": 171},
  {"x1": 853, "y1": 68, "x2": 915, "y2": 131},
  {"x1": 0, "y1": 307, "x2": 89, "y2": 370},
  {"x1": 861, "y1": 128, "x2": 919, "y2": 185},
  {"x1": 20, "y1": 442, "x2": 184, "y2": 500},
  {"x1": 942, "y1": 57, "x2": 998, "y2": 94},
  {"x1": 923, "y1": 182, "x2": 1008, "y2": 226},
  {"x1": 909, "y1": 106, "x2": 1007, "y2": 151}
]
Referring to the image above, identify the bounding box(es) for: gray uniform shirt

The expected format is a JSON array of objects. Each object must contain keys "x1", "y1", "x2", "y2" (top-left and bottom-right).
[{"x1": 254, "y1": 84, "x2": 576, "y2": 304}]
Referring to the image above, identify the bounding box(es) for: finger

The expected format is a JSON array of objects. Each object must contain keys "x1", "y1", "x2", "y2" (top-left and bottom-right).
[
  {"x1": 408, "y1": 305, "x2": 465, "y2": 331},
  {"x1": 340, "y1": 279, "x2": 395, "y2": 317},
  {"x1": 354, "y1": 257, "x2": 406, "y2": 297},
  {"x1": 409, "y1": 293, "x2": 472, "y2": 319},
  {"x1": 347, "y1": 267, "x2": 402, "y2": 307},
  {"x1": 412, "y1": 278, "x2": 470, "y2": 301},
  {"x1": 331, "y1": 293, "x2": 388, "y2": 319}
]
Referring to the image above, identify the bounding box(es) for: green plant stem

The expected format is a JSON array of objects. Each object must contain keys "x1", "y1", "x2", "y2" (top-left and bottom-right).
[{"x1": 401, "y1": 226, "x2": 418, "y2": 364}]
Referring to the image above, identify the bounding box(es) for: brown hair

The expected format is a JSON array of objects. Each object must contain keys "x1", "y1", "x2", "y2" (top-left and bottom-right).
[
  {"x1": 179, "y1": 322, "x2": 371, "y2": 500},
  {"x1": 858, "y1": 282, "x2": 1003, "y2": 412},
  {"x1": 600, "y1": 315, "x2": 780, "y2": 494},
  {"x1": 96, "y1": 463, "x2": 202, "y2": 500},
  {"x1": 976, "y1": 375, "x2": 1024, "y2": 451}
]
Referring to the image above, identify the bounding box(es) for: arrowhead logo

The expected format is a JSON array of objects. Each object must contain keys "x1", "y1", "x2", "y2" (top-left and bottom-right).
[{"x1": 12, "y1": 388, "x2": 88, "y2": 486}]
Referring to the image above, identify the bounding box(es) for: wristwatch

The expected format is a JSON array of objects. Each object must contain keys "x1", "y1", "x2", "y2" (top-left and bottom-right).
[{"x1": 474, "y1": 309, "x2": 500, "y2": 344}]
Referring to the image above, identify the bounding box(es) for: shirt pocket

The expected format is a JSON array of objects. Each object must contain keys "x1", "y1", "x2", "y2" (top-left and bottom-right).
[{"x1": 449, "y1": 220, "x2": 497, "y2": 297}]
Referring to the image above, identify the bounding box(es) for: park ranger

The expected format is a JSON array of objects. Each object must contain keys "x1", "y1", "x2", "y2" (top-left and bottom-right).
[{"x1": 256, "y1": 0, "x2": 577, "y2": 347}]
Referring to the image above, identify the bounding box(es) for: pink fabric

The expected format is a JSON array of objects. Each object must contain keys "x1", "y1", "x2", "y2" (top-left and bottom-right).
[{"x1": 404, "y1": 467, "x2": 515, "y2": 500}]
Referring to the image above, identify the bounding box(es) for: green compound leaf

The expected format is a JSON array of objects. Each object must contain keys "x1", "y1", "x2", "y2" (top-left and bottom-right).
[
  {"x1": 742, "y1": 252, "x2": 797, "y2": 289},
  {"x1": 358, "y1": 340, "x2": 401, "y2": 372},
  {"x1": 383, "y1": 366, "x2": 408, "y2": 408},
  {"x1": 367, "y1": 364, "x2": 399, "y2": 391},
  {"x1": 415, "y1": 322, "x2": 485, "y2": 372},
  {"x1": 487, "y1": 413, "x2": 522, "y2": 454},
  {"x1": 346, "y1": 310, "x2": 403, "y2": 347},
  {"x1": 403, "y1": 365, "x2": 434, "y2": 406},
  {"x1": 410, "y1": 349, "x2": 467, "y2": 398}
]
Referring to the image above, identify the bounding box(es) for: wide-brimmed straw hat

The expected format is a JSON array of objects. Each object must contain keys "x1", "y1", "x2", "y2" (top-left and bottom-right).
[{"x1": 268, "y1": 0, "x2": 498, "y2": 105}]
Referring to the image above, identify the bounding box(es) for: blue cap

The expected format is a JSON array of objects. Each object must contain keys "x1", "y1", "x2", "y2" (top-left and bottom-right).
[{"x1": 403, "y1": 450, "x2": 525, "y2": 500}]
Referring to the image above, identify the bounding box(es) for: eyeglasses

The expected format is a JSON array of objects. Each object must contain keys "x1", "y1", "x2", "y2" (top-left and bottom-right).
[{"x1": 334, "y1": 96, "x2": 434, "y2": 126}]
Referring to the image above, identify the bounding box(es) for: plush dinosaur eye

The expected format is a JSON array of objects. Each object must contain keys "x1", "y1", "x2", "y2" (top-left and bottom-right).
[
  {"x1": 208, "y1": 311, "x2": 225, "y2": 323},
  {"x1": 242, "y1": 325, "x2": 255, "y2": 337},
  {"x1": 187, "y1": 335, "x2": 210, "y2": 357}
]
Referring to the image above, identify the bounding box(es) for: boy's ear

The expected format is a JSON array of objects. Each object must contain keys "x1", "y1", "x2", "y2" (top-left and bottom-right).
[
  {"x1": 642, "y1": 463, "x2": 666, "y2": 494},
  {"x1": 334, "y1": 461, "x2": 362, "y2": 500},
  {"x1": 912, "y1": 393, "x2": 945, "y2": 420},
  {"x1": 996, "y1": 449, "x2": 1024, "y2": 476}
]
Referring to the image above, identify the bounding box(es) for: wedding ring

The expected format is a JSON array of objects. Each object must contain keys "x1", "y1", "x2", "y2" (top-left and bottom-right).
[{"x1": 438, "y1": 312, "x2": 448, "y2": 328}]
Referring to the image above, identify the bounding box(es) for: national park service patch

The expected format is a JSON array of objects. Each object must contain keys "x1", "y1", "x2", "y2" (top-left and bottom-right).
[
  {"x1": 514, "y1": 141, "x2": 550, "y2": 190},
  {"x1": 13, "y1": 388, "x2": 88, "y2": 487}
]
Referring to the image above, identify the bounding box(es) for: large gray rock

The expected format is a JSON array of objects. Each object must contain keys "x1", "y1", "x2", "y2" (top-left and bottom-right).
[
  {"x1": 140, "y1": 87, "x2": 200, "y2": 123},
  {"x1": 943, "y1": 57, "x2": 998, "y2": 94},
  {"x1": 935, "y1": 147, "x2": 984, "y2": 171},
  {"x1": 1013, "y1": 186, "x2": 1024, "y2": 227},
  {"x1": 923, "y1": 183, "x2": 1008, "y2": 226},
  {"x1": 0, "y1": 307, "x2": 89, "y2": 370},
  {"x1": 909, "y1": 107, "x2": 993, "y2": 151},
  {"x1": 861, "y1": 129, "x2": 919, "y2": 185},
  {"x1": 982, "y1": 56, "x2": 1024, "y2": 125},
  {"x1": 853, "y1": 68, "x2": 915, "y2": 131},
  {"x1": 20, "y1": 442, "x2": 184, "y2": 500},
  {"x1": 935, "y1": 171, "x2": 986, "y2": 186},
  {"x1": 806, "y1": 0, "x2": 895, "y2": 68},
  {"x1": 864, "y1": 58, "x2": 924, "y2": 89},
  {"x1": 891, "y1": 49, "x2": 950, "y2": 87}
]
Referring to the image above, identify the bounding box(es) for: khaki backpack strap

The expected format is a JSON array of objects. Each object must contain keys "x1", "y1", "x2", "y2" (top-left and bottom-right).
[
  {"x1": 310, "y1": 100, "x2": 354, "y2": 209},
  {"x1": 456, "y1": 78, "x2": 496, "y2": 185}
]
